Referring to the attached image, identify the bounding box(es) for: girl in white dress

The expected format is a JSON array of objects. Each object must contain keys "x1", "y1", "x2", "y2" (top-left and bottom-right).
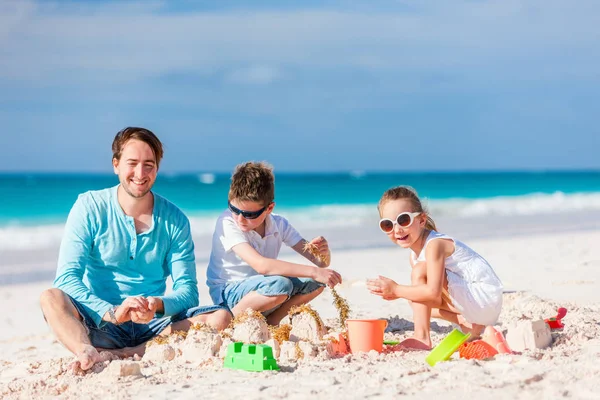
[{"x1": 367, "y1": 186, "x2": 503, "y2": 350}]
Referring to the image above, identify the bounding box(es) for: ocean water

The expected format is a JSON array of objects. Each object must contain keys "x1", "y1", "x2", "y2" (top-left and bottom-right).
[{"x1": 1, "y1": 170, "x2": 600, "y2": 253}]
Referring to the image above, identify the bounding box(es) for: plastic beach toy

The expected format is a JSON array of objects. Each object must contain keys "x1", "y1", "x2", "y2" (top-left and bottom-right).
[
  {"x1": 545, "y1": 307, "x2": 567, "y2": 329},
  {"x1": 481, "y1": 326, "x2": 512, "y2": 354},
  {"x1": 459, "y1": 340, "x2": 498, "y2": 360},
  {"x1": 383, "y1": 340, "x2": 400, "y2": 346},
  {"x1": 223, "y1": 342, "x2": 279, "y2": 372},
  {"x1": 425, "y1": 329, "x2": 471, "y2": 367},
  {"x1": 459, "y1": 326, "x2": 513, "y2": 360},
  {"x1": 346, "y1": 319, "x2": 388, "y2": 353}
]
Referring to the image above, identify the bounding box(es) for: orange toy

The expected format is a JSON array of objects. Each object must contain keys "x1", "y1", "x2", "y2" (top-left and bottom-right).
[
  {"x1": 459, "y1": 340, "x2": 498, "y2": 360},
  {"x1": 459, "y1": 326, "x2": 512, "y2": 360},
  {"x1": 346, "y1": 319, "x2": 388, "y2": 353}
]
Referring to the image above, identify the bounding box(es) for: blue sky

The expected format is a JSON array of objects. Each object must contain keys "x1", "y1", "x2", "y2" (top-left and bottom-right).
[{"x1": 0, "y1": 0, "x2": 599, "y2": 173}]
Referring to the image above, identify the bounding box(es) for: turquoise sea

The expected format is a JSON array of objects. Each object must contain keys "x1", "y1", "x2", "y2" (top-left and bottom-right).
[
  {"x1": 2, "y1": 169, "x2": 600, "y2": 237},
  {"x1": 1, "y1": 170, "x2": 599, "y2": 285}
]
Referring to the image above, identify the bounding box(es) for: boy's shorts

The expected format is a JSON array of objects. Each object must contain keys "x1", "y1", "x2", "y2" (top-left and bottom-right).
[
  {"x1": 221, "y1": 275, "x2": 325, "y2": 315},
  {"x1": 68, "y1": 295, "x2": 228, "y2": 349}
]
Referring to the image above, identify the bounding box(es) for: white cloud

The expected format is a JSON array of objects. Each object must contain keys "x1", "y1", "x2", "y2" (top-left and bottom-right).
[{"x1": 0, "y1": 0, "x2": 598, "y2": 85}]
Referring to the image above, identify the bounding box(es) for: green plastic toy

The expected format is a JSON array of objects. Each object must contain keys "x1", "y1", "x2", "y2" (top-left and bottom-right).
[
  {"x1": 223, "y1": 342, "x2": 280, "y2": 372},
  {"x1": 425, "y1": 329, "x2": 471, "y2": 367},
  {"x1": 383, "y1": 340, "x2": 400, "y2": 345}
]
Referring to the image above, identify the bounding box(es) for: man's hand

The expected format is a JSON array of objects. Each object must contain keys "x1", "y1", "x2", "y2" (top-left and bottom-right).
[
  {"x1": 313, "y1": 268, "x2": 342, "y2": 288},
  {"x1": 129, "y1": 296, "x2": 163, "y2": 324},
  {"x1": 308, "y1": 236, "x2": 331, "y2": 267},
  {"x1": 104, "y1": 296, "x2": 148, "y2": 324},
  {"x1": 366, "y1": 276, "x2": 400, "y2": 300}
]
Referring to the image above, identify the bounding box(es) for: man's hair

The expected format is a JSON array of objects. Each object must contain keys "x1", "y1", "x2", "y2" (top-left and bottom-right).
[
  {"x1": 112, "y1": 127, "x2": 164, "y2": 168},
  {"x1": 228, "y1": 161, "x2": 275, "y2": 206}
]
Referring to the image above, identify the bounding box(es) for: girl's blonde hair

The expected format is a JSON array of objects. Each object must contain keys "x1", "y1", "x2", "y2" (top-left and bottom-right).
[{"x1": 377, "y1": 186, "x2": 437, "y2": 231}]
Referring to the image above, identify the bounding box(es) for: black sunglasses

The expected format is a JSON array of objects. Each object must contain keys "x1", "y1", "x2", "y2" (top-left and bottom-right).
[{"x1": 228, "y1": 201, "x2": 269, "y2": 220}]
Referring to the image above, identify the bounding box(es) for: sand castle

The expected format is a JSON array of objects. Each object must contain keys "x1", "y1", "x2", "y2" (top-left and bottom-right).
[
  {"x1": 230, "y1": 309, "x2": 271, "y2": 344},
  {"x1": 506, "y1": 319, "x2": 553, "y2": 352},
  {"x1": 136, "y1": 305, "x2": 349, "y2": 368}
]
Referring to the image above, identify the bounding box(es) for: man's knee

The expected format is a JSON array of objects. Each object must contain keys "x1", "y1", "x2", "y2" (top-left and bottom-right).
[
  {"x1": 39, "y1": 288, "x2": 79, "y2": 319},
  {"x1": 411, "y1": 262, "x2": 427, "y2": 284},
  {"x1": 39, "y1": 288, "x2": 65, "y2": 310}
]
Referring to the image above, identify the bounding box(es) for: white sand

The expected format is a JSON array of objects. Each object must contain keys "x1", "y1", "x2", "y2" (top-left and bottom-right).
[{"x1": 1, "y1": 230, "x2": 600, "y2": 399}]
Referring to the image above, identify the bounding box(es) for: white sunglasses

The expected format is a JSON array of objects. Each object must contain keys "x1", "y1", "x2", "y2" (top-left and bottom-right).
[{"x1": 379, "y1": 212, "x2": 421, "y2": 233}]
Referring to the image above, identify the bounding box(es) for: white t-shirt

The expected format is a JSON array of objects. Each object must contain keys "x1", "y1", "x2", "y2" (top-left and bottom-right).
[
  {"x1": 411, "y1": 230, "x2": 503, "y2": 325},
  {"x1": 206, "y1": 210, "x2": 304, "y2": 304}
]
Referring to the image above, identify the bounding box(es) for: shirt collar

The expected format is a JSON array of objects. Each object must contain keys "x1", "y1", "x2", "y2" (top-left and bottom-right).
[{"x1": 263, "y1": 214, "x2": 279, "y2": 238}]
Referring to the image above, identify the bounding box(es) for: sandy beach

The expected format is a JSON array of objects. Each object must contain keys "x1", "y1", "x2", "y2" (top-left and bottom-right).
[
  {"x1": 2, "y1": 0, "x2": 598, "y2": 398},
  {"x1": 1, "y1": 226, "x2": 599, "y2": 399}
]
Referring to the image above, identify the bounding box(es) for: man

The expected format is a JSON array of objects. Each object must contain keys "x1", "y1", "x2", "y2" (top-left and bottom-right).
[{"x1": 39, "y1": 127, "x2": 231, "y2": 372}]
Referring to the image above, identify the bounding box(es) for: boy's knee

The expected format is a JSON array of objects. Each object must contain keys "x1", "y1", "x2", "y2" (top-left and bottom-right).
[
  {"x1": 267, "y1": 276, "x2": 294, "y2": 297},
  {"x1": 309, "y1": 286, "x2": 325, "y2": 298},
  {"x1": 208, "y1": 309, "x2": 233, "y2": 331}
]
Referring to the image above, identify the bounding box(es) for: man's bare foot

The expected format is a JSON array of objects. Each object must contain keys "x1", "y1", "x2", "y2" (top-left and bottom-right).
[
  {"x1": 399, "y1": 337, "x2": 432, "y2": 350},
  {"x1": 98, "y1": 345, "x2": 146, "y2": 359},
  {"x1": 71, "y1": 345, "x2": 102, "y2": 373}
]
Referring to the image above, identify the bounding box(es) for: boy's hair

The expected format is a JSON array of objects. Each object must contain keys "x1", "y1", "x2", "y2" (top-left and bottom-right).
[
  {"x1": 378, "y1": 186, "x2": 437, "y2": 231},
  {"x1": 112, "y1": 127, "x2": 164, "y2": 168},
  {"x1": 228, "y1": 161, "x2": 275, "y2": 205}
]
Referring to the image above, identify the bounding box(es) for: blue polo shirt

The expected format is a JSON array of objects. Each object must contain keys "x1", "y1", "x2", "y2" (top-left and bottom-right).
[{"x1": 53, "y1": 185, "x2": 198, "y2": 327}]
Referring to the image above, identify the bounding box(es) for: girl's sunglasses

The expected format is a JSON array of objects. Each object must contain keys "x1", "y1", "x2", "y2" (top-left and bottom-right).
[
  {"x1": 228, "y1": 202, "x2": 269, "y2": 220},
  {"x1": 379, "y1": 212, "x2": 421, "y2": 233}
]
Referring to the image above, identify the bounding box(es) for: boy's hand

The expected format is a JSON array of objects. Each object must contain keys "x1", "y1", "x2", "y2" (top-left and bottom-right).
[
  {"x1": 308, "y1": 236, "x2": 331, "y2": 267},
  {"x1": 314, "y1": 268, "x2": 342, "y2": 287},
  {"x1": 366, "y1": 276, "x2": 400, "y2": 300}
]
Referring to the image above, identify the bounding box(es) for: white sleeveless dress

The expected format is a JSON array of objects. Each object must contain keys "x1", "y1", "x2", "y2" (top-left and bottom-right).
[{"x1": 411, "y1": 231, "x2": 503, "y2": 326}]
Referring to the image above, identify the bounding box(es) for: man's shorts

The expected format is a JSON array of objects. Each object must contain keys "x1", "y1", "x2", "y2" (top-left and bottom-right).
[
  {"x1": 68, "y1": 295, "x2": 228, "y2": 349},
  {"x1": 221, "y1": 275, "x2": 324, "y2": 315}
]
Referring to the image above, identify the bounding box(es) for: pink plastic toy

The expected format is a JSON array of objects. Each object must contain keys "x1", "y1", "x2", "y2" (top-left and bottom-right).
[{"x1": 482, "y1": 326, "x2": 512, "y2": 354}]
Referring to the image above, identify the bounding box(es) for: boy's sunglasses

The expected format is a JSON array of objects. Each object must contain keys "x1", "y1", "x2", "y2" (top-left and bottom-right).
[
  {"x1": 228, "y1": 202, "x2": 269, "y2": 220},
  {"x1": 379, "y1": 212, "x2": 421, "y2": 233}
]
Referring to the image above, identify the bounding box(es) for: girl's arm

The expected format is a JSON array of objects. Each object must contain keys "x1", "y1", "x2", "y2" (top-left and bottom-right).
[
  {"x1": 367, "y1": 240, "x2": 451, "y2": 303},
  {"x1": 395, "y1": 241, "x2": 446, "y2": 302}
]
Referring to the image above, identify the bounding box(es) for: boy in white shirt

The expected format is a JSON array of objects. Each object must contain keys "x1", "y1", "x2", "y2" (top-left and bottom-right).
[{"x1": 206, "y1": 162, "x2": 342, "y2": 325}]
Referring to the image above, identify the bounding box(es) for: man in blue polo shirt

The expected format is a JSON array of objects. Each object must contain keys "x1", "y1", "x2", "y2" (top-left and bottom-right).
[{"x1": 39, "y1": 127, "x2": 231, "y2": 372}]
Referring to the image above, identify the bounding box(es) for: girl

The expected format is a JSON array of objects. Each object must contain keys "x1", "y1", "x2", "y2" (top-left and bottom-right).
[{"x1": 366, "y1": 186, "x2": 503, "y2": 350}]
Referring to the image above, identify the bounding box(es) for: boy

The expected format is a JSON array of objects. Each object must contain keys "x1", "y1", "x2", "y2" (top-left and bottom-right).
[{"x1": 206, "y1": 161, "x2": 342, "y2": 325}]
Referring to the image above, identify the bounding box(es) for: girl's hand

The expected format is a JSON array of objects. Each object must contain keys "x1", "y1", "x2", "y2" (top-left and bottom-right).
[{"x1": 366, "y1": 276, "x2": 400, "y2": 300}]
